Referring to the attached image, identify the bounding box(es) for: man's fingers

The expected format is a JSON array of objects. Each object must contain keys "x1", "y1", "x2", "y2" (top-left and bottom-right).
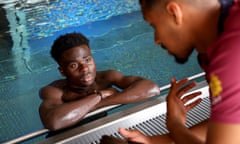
[
  {"x1": 119, "y1": 128, "x2": 147, "y2": 143},
  {"x1": 170, "y1": 77, "x2": 188, "y2": 90},
  {"x1": 178, "y1": 82, "x2": 197, "y2": 97},
  {"x1": 181, "y1": 92, "x2": 202, "y2": 111},
  {"x1": 176, "y1": 78, "x2": 189, "y2": 87},
  {"x1": 181, "y1": 91, "x2": 202, "y2": 103},
  {"x1": 185, "y1": 98, "x2": 202, "y2": 111},
  {"x1": 119, "y1": 128, "x2": 140, "y2": 138},
  {"x1": 170, "y1": 77, "x2": 195, "y2": 98}
]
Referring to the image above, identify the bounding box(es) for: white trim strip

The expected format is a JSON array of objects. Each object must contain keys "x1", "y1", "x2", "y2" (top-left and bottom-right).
[
  {"x1": 160, "y1": 72, "x2": 205, "y2": 91},
  {"x1": 3, "y1": 129, "x2": 49, "y2": 144}
]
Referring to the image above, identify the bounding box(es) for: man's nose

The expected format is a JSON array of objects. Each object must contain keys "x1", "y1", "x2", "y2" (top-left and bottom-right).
[{"x1": 80, "y1": 63, "x2": 89, "y2": 72}]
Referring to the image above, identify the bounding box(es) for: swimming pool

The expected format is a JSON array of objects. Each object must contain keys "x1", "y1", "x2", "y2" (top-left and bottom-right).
[{"x1": 0, "y1": 0, "x2": 203, "y2": 143}]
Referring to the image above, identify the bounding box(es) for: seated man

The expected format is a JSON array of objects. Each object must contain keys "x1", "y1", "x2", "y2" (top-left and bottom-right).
[{"x1": 39, "y1": 32, "x2": 160, "y2": 131}]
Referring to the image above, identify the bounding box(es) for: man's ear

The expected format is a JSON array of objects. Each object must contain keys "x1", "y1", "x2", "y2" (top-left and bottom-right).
[
  {"x1": 166, "y1": 2, "x2": 183, "y2": 25},
  {"x1": 58, "y1": 67, "x2": 65, "y2": 76}
]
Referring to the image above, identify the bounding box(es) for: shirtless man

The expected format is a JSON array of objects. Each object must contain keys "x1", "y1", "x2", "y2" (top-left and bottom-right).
[{"x1": 39, "y1": 32, "x2": 160, "y2": 131}]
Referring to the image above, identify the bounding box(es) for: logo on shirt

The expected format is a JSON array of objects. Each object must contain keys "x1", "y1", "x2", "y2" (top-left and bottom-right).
[{"x1": 209, "y1": 74, "x2": 222, "y2": 105}]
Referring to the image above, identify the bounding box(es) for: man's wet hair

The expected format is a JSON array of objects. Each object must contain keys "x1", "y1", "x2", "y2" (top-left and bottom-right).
[
  {"x1": 51, "y1": 32, "x2": 89, "y2": 63},
  {"x1": 139, "y1": 0, "x2": 193, "y2": 10}
]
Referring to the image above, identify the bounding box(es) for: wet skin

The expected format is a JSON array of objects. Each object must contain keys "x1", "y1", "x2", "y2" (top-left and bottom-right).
[{"x1": 39, "y1": 44, "x2": 160, "y2": 131}]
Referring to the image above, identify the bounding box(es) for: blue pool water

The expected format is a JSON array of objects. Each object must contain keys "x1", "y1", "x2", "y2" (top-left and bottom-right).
[{"x1": 0, "y1": 0, "x2": 203, "y2": 143}]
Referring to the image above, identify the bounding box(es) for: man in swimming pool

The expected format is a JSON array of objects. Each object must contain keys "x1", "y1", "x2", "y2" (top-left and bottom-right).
[
  {"x1": 39, "y1": 32, "x2": 160, "y2": 131},
  {"x1": 118, "y1": 0, "x2": 240, "y2": 144}
]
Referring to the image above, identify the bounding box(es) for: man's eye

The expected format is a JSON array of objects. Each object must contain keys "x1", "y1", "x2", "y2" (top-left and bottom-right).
[
  {"x1": 70, "y1": 63, "x2": 78, "y2": 69},
  {"x1": 85, "y1": 57, "x2": 92, "y2": 63}
]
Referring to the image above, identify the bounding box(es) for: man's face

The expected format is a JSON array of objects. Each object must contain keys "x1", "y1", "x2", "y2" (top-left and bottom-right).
[
  {"x1": 59, "y1": 45, "x2": 96, "y2": 87},
  {"x1": 141, "y1": 1, "x2": 195, "y2": 64}
]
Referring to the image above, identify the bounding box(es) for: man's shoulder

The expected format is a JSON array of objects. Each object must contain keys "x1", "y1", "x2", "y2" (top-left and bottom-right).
[
  {"x1": 40, "y1": 80, "x2": 66, "y2": 98},
  {"x1": 48, "y1": 79, "x2": 67, "y2": 88},
  {"x1": 96, "y1": 69, "x2": 124, "y2": 85},
  {"x1": 97, "y1": 69, "x2": 121, "y2": 77},
  {"x1": 97, "y1": 69, "x2": 119, "y2": 74}
]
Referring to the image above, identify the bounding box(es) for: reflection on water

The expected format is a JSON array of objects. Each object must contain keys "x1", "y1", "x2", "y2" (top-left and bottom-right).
[
  {"x1": 1, "y1": 0, "x2": 139, "y2": 39},
  {"x1": 5, "y1": 2, "x2": 31, "y2": 76},
  {"x1": 0, "y1": 0, "x2": 143, "y2": 143},
  {"x1": 0, "y1": 0, "x2": 140, "y2": 81},
  {"x1": 0, "y1": 0, "x2": 203, "y2": 143}
]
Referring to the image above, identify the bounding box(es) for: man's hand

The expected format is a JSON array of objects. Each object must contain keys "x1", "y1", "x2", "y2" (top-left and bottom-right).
[
  {"x1": 119, "y1": 128, "x2": 150, "y2": 144},
  {"x1": 166, "y1": 77, "x2": 202, "y2": 129},
  {"x1": 101, "y1": 88, "x2": 119, "y2": 99},
  {"x1": 100, "y1": 135, "x2": 128, "y2": 144}
]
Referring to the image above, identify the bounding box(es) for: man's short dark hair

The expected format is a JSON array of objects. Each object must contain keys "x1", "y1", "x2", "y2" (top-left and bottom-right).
[
  {"x1": 139, "y1": 0, "x2": 160, "y2": 10},
  {"x1": 50, "y1": 32, "x2": 89, "y2": 63}
]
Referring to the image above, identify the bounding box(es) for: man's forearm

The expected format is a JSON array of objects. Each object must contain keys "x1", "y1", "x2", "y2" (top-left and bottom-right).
[
  {"x1": 109, "y1": 79, "x2": 159, "y2": 103},
  {"x1": 42, "y1": 94, "x2": 101, "y2": 130},
  {"x1": 168, "y1": 122, "x2": 204, "y2": 144}
]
